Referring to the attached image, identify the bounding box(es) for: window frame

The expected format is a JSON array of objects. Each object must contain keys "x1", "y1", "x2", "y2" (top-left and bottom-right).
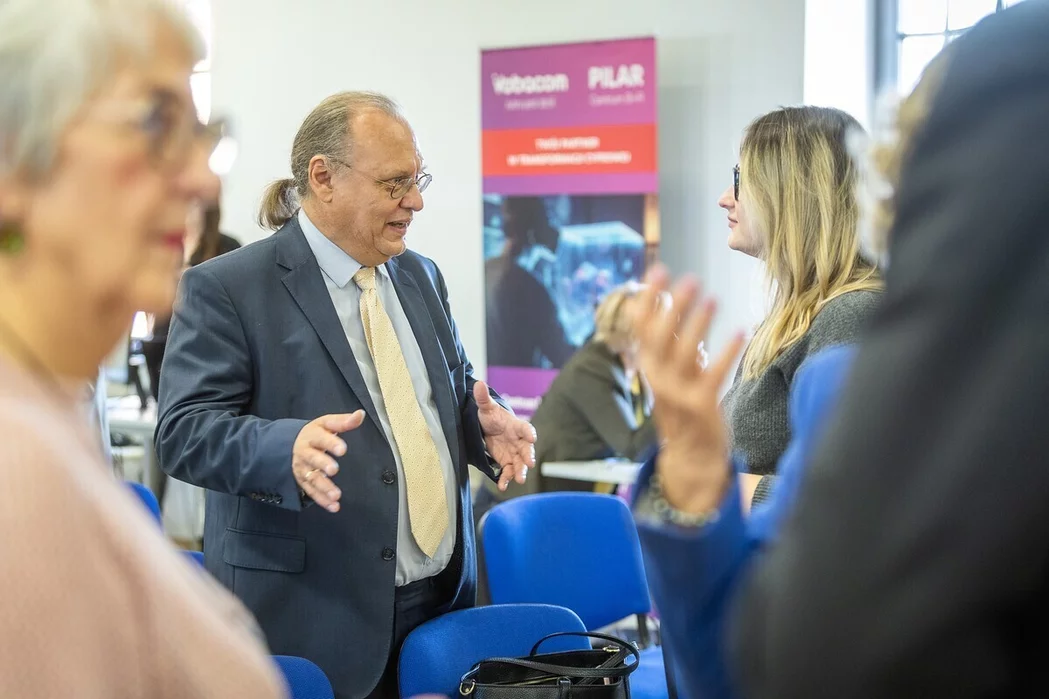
[{"x1": 875, "y1": 0, "x2": 1013, "y2": 93}]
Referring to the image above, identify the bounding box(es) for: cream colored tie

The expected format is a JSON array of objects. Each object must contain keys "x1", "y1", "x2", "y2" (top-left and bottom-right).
[{"x1": 354, "y1": 266, "x2": 448, "y2": 558}]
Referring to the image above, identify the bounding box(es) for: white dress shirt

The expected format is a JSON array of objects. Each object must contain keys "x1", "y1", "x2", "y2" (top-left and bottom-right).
[{"x1": 298, "y1": 208, "x2": 458, "y2": 585}]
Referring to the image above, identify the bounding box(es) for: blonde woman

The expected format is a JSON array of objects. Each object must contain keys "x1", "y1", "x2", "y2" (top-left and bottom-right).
[
  {"x1": 0, "y1": 0, "x2": 284, "y2": 695},
  {"x1": 629, "y1": 53, "x2": 953, "y2": 699},
  {"x1": 716, "y1": 107, "x2": 882, "y2": 504}
]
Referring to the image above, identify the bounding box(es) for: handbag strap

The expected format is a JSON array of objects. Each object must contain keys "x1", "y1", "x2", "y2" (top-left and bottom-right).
[
  {"x1": 462, "y1": 654, "x2": 636, "y2": 684},
  {"x1": 461, "y1": 631, "x2": 640, "y2": 687},
  {"x1": 528, "y1": 631, "x2": 639, "y2": 662},
  {"x1": 459, "y1": 630, "x2": 641, "y2": 694}
]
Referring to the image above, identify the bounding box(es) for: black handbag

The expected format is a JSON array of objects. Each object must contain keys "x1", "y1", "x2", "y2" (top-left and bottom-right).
[{"x1": 459, "y1": 631, "x2": 640, "y2": 699}]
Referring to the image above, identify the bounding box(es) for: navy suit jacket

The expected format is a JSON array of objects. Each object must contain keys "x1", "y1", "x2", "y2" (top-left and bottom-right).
[
  {"x1": 633, "y1": 346, "x2": 856, "y2": 699},
  {"x1": 155, "y1": 217, "x2": 499, "y2": 699}
]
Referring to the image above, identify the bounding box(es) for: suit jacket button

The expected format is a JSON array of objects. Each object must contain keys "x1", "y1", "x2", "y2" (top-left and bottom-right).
[
  {"x1": 382, "y1": 547, "x2": 395, "y2": 561},
  {"x1": 382, "y1": 470, "x2": 396, "y2": 485},
  {"x1": 273, "y1": 494, "x2": 283, "y2": 505}
]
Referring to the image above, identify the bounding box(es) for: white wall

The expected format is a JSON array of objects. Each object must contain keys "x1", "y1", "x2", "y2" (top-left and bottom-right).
[{"x1": 212, "y1": 0, "x2": 805, "y2": 374}]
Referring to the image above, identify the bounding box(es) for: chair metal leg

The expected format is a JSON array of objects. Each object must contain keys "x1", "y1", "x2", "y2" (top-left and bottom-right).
[{"x1": 636, "y1": 613, "x2": 652, "y2": 649}]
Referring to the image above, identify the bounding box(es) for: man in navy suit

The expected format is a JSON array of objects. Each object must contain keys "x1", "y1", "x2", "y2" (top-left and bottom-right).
[{"x1": 155, "y1": 91, "x2": 535, "y2": 699}]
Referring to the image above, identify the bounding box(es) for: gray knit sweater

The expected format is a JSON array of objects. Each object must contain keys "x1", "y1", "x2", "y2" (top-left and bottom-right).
[{"x1": 722, "y1": 290, "x2": 881, "y2": 497}]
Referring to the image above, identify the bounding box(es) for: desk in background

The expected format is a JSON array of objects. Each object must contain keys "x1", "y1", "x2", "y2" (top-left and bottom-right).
[
  {"x1": 108, "y1": 395, "x2": 204, "y2": 542},
  {"x1": 540, "y1": 459, "x2": 641, "y2": 487},
  {"x1": 107, "y1": 395, "x2": 161, "y2": 494}
]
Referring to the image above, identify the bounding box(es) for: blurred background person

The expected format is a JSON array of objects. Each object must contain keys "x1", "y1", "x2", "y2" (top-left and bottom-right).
[
  {"x1": 485, "y1": 196, "x2": 574, "y2": 369},
  {"x1": 185, "y1": 196, "x2": 241, "y2": 266},
  {"x1": 0, "y1": 0, "x2": 284, "y2": 695},
  {"x1": 143, "y1": 178, "x2": 240, "y2": 404},
  {"x1": 717, "y1": 106, "x2": 882, "y2": 505}
]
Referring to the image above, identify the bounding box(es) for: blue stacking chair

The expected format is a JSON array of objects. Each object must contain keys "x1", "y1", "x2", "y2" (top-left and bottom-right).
[
  {"x1": 273, "y1": 656, "x2": 335, "y2": 699},
  {"x1": 125, "y1": 481, "x2": 162, "y2": 526},
  {"x1": 399, "y1": 604, "x2": 589, "y2": 698},
  {"x1": 126, "y1": 482, "x2": 204, "y2": 567},
  {"x1": 483, "y1": 493, "x2": 669, "y2": 699}
]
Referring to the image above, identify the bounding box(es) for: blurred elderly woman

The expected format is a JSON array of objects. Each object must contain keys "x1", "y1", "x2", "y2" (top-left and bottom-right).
[{"x1": 0, "y1": 0, "x2": 284, "y2": 696}]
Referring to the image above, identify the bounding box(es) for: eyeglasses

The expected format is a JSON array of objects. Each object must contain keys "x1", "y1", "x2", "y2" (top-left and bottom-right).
[
  {"x1": 93, "y1": 91, "x2": 236, "y2": 176},
  {"x1": 733, "y1": 164, "x2": 740, "y2": 201},
  {"x1": 328, "y1": 156, "x2": 432, "y2": 199}
]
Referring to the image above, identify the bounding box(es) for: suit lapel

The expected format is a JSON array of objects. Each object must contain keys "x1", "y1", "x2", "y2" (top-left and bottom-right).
[
  {"x1": 385, "y1": 257, "x2": 462, "y2": 470},
  {"x1": 276, "y1": 221, "x2": 382, "y2": 431}
]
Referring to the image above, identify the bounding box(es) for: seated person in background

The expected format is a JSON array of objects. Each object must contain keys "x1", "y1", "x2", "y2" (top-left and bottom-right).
[
  {"x1": 473, "y1": 282, "x2": 654, "y2": 605},
  {"x1": 530, "y1": 281, "x2": 656, "y2": 487},
  {"x1": 476, "y1": 282, "x2": 656, "y2": 526}
]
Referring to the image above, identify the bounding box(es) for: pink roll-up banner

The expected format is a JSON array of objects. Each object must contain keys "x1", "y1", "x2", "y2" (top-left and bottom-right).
[{"x1": 482, "y1": 37, "x2": 659, "y2": 418}]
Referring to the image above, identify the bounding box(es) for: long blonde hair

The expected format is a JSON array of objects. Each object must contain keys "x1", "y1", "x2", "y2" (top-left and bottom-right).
[{"x1": 740, "y1": 106, "x2": 882, "y2": 379}]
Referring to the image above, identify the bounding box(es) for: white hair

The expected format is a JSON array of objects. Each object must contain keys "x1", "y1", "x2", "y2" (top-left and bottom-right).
[{"x1": 0, "y1": 0, "x2": 204, "y2": 178}]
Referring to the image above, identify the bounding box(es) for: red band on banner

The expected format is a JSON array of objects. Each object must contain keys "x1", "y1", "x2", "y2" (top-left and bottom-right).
[{"x1": 482, "y1": 124, "x2": 657, "y2": 177}]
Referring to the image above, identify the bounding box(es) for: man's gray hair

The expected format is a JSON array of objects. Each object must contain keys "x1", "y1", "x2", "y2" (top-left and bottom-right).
[
  {"x1": 258, "y1": 91, "x2": 409, "y2": 230},
  {"x1": 0, "y1": 0, "x2": 204, "y2": 179}
]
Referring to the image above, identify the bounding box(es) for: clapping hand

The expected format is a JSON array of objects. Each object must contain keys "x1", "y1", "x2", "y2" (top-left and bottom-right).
[{"x1": 632, "y1": 265, "x2": 746, "y2": 515}]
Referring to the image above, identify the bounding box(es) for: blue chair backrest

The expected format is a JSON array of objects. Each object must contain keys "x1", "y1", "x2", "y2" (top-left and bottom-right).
[
  {"x1": 183, "y1": 550, "x2": 205, "y2": 568},
  {"x1": 399, "y1": 604, "x2": 589, "y2": 699},
  {"x1": 483, "y1": 493, "x2": 652, "y2": 630},
  {"x1": 272, "y1": 655, "x2": 334, "y2": 699},
  {"x1": 125, "y1": 481, "x2": 162, "y2": 527}
]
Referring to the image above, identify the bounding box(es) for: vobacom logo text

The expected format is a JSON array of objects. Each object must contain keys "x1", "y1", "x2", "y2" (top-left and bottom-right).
[{"x1": 491, "y1": 72, "x2": 570, "y2": 96}]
